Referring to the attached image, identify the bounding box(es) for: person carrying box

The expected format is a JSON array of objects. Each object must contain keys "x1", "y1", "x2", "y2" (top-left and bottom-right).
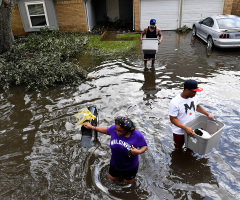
[
  {"x1": 169, "y1": 79, "x2": 215, "y2": 150},
  {"x1": 141, "y1": 19, "x2": 162, "y2": 67}
]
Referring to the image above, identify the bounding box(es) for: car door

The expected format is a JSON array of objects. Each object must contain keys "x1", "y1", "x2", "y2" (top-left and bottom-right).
[
  {"x1": 196, "y1": 18, "x2": 208, "y2": 40},
  {"x1": 201, "y1": 17, "x2": 214, "y2": 42}
]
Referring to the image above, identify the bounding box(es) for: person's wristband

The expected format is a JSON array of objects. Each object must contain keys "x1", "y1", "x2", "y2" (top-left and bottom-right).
[{"x1": 92, "y1": 126, "x2": 95, "y2": 130}]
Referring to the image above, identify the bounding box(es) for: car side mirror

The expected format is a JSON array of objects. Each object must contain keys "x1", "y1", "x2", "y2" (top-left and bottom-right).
[{"x1": 199, "y1": 21, "x2": 203, "y2": 24}]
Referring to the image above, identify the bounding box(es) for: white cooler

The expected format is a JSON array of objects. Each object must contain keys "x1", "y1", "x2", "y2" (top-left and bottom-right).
[{"x1": 142, "y1": 38, "x2": 159, "y2": 54}]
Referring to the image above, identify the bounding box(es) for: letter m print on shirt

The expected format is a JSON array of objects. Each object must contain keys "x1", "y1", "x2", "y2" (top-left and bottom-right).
[{"x1": 184, "y1": 101, "x2": 195, "y2": 114}]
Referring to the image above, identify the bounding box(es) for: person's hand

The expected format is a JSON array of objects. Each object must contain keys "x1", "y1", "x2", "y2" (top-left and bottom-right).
[
  {"x1": 130, "y1": 145, "x2": 139, "y2": 156},
  {"x1": 82, "y1": 122, "x2": 92, "y2": 129},
  {"x1": 185, "y1": 126, "x2": 194, "y2": 137},
  {"x1": 158, "y1": 40, "x2": 161, "y2": 45}
]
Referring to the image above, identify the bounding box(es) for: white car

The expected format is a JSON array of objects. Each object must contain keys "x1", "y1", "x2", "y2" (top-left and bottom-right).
[{"x1": 192, "y1": 15, "x2": 240, "y2": 49}]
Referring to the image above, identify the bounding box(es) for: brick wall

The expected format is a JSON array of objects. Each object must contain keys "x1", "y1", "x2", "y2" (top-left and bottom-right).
[
  {"x1": 223, "y1": 0, "x2": 234, "y2": 14},
  {"x1": 232, "y1": 0, "x2": 240, "y2": 16},
  {"x1": 134, "y1": 0, "x2": 140, "y2": 31},
  {"x1": 11, "y1": 0, "x2": 87, "y2": 37},
  {"x1": 55, "y1": 0, "x2": 87, "y2": 33},
  {"x1": 11, "y1": 5, "x2": 28, "y2": 37}
]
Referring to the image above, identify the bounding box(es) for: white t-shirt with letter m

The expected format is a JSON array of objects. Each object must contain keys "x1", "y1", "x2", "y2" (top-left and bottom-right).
[{"x1": 169, "y1": 94, "x2": 198, "y2": 135}]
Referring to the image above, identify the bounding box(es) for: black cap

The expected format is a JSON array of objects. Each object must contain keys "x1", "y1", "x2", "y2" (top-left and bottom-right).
[{"x1": 184, "y1": 80, "x2": 203, "y2": 92}]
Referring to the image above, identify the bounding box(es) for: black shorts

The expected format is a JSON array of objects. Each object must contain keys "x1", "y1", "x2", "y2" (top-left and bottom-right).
[
  {"x1": 144, "y1": 54, "x2": 156, "y2": 60},
  {"x1": 109, "y1": 164, "x2": 139, "y2": 180}
]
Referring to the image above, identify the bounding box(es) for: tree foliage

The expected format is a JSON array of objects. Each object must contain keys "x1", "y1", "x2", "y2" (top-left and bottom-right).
[{"x1": 0, "y1": 29, "x2": 88, "y2": 90}]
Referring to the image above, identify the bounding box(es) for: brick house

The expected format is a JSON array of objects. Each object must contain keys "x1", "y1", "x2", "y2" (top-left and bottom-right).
[{"x1": 11, "y1": 0, "x2": 240, "y2": 37}]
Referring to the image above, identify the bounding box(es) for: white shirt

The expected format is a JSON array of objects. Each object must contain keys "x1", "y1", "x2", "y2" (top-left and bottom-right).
[{"x1": 169, "y1": 94, "x2": 198, "y2": 135}]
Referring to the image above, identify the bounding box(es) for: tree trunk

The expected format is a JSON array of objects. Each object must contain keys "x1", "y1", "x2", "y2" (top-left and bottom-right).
[{"x1": 0, "y1": 0, "x2": 14, "y2": 54}]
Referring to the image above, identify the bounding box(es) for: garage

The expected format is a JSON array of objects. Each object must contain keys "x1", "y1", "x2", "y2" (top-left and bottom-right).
[
  {"x1": 140, "y1": 0, "x2": 224, "y2": 30},
  {"x1": 140, "y1": 0, "x2": 180, "y2": 30},
  {"x1": 181, "y1": 0, "x2": 224, "y2": 28}
]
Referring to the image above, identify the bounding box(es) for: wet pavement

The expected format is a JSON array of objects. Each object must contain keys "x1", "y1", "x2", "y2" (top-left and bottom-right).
[{"x1": 0, "y1": 31, "x2": 240, "y2": 199}]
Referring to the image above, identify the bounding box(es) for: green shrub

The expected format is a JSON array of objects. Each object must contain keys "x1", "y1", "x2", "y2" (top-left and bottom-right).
[
  {"x1": 0, "y1": 29, "x2": 140, "y2": 90},
  {"x1": 0, "y1": 29, "x2": 88, "y2": 90},
  {"x1": 176, "y1": 25, "x2": 191, "y2": 34}
]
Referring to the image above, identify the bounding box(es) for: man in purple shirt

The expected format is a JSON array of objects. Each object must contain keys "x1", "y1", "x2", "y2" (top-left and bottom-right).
[{"x1": 83, "y1": 116, "x2": 147, "y2": 184}]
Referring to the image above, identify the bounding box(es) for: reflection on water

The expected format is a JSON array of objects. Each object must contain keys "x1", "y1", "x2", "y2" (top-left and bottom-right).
[
  {"x1": 0, "y1": 31, "x2": 240, "y2": 199},
  {"x1": 169, "y1": 150, "x2": 217, "y2": 185}
]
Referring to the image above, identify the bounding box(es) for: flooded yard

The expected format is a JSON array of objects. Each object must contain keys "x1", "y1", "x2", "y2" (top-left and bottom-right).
[{"x1": 0, "y1": 31, "x2": 240, "y2": 199}]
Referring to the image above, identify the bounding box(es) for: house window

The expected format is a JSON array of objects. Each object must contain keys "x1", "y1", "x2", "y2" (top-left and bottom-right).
[{"x1": 25, "y1": 1, "x2": 49, "y2": 28}]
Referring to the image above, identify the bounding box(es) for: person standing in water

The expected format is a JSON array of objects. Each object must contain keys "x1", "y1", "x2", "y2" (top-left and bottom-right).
[
  {"x1": 82, "y1": 116, "x2": 147, "y2": 184},
  {"x1": 169, "y1": 80, "x2": 215, "y2": 150},
  {"x1": 141, "y1": 19, "x2": 162, "y2": 67}
]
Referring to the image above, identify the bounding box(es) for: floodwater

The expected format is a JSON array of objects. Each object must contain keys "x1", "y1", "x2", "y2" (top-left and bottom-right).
[{"x1": 0, "y1": 31, "x2": 240, "y2": 200}]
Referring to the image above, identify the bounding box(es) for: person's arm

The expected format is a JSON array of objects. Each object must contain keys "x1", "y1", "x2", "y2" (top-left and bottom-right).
[
  {"x1": 196, "y1": 105, "x2": 215, "y2": 120},
  {"x1": 130, "y1": 145, "x2": 147, "y2": 156},
  {"x1": 157, "y1": 28, "x2": 162, "y2": 44},
  {"x1": 82, "y1": 122, "x2": 108, "y2": 134},
  {"x1": 141, "y1": 28, "x2": 147, "y2": 42},
  {"x1": 169, "y1": 115, "x2": 194, "y2": 137}
]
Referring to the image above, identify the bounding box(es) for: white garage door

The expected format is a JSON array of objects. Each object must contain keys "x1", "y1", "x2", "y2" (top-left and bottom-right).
[
  {"x1": 140, "y1": 0, "x2": 180, "y2": 30},
  {"x1": 181, "y1": 0, "x2": 224, "y2": 28}
]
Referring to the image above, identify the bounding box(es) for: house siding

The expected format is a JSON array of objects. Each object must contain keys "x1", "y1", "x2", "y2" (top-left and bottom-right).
[
  {"x1": 55, "y1": 0, "x2": 87, "y2": 33},
  {"x1": 12, "y1": 5, "x2": 28, "y2": 37},
  {"x1": 11, "y1": 0, "x2": 87, "y2": 37}
]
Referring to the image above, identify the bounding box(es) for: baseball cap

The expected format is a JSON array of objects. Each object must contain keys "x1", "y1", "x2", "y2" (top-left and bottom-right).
[
  {"x1": 150, "y1": 19, "x2": 156, "y2": 24},
  {"x1": 184, "y1": 80, "x2": 203, "y2": 92}
]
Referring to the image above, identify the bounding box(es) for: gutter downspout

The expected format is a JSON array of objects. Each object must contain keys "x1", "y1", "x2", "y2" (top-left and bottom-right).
[
  {"x1": 84, "y1": 0, "x2": 90, "y2": 32},
  {"x1": 133, "y1": 0, "x2": 135, "y2": 31},
  {"x1": 178, "y1": 0, "x2": 183, "y2": 28}
]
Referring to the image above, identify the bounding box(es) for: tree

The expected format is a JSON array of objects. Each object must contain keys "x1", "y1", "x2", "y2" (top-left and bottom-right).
[{"x1": 0, "y1": 0, "x2": 15, "y2": 54}]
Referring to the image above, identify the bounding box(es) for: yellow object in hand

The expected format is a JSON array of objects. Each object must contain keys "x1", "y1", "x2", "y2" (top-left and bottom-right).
[{"x1": 76, "y1": 108, "x2": 96, "y2": 125}]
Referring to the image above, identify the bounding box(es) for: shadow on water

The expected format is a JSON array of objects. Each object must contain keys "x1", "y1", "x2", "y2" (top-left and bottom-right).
[
  {"x1": 169, "y1": 150, "x2": 217, "y2": 185},
  {"x1": 1, "y1": 31, "x2": 240, "y2": 199}
]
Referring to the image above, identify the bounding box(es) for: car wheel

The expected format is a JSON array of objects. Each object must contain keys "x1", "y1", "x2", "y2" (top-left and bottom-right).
[
  {"x1": 192, "y1": 26, "x2": 196, "y2": 36},
  {"x1": 207, "y1": 36, "x2": 214, "y2": 50}
]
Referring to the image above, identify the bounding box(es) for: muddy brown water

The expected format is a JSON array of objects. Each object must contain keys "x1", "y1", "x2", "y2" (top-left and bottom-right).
[{"x1": 0, "y1": 31, "x2": 240, "y2": 199}]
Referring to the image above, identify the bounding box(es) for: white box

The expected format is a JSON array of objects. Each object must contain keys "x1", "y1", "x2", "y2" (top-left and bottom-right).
[
  {"x1": 142, "y1": 38, "x2": 159, "y2": 54},
  {"x1": 184, "y1": 115, "x2": 225, "y2": 155}
]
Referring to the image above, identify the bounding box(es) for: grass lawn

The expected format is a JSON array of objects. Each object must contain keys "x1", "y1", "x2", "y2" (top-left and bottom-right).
[{"x1": 86, "y1": 33, "x2": 140, "y2": 53}]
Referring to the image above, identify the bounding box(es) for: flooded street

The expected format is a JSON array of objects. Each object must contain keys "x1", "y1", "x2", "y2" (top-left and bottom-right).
[{"x1": 0, "y1": 31, "x2": 240, "y2": 199}]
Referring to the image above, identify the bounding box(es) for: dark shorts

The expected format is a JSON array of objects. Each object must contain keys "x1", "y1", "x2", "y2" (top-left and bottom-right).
[
  {"x1": 144, "y1": 54, "x2": 156, "y2": 60},
  {"x1": 173, "y1": 133, "x2": 185, "y2": 149},
  {"x1": 109, "y1": 164, "x2": 139, "y2": 180}
]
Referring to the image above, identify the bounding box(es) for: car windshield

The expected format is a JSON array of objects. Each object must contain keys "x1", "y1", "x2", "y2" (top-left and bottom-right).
[{"x1": 217, "y1": 18, "x2": 240, "y2": 29}]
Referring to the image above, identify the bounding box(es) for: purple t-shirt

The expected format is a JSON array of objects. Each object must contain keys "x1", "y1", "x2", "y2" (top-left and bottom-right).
[{"x1": 107, "y1": 125, "x2": 147, "y2": 171}]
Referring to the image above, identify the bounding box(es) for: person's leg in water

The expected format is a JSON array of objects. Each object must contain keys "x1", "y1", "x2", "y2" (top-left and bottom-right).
[
  {"x1": 151, "y1": 54, "x2": 156, "y2": 67},
  {"x1": 151, "y1": 59, "x2": 155, "y2": 67},
  {"x1": 108, "y1": 164, "x2": 138, "y2": 184},
  {"x1": 173, "y1": 133, "x2": 185, "y2": 150},
  {"x1": 108, "y1": 165, "x2": 121, "y2": 181},
  {"x1": 144, "y1": 54, "x2": 156, "y2": 67},
  {"x1": 144, "y1": 53, "x2": 148, "y2": 67},
  {"x1": 122, "y1": 164, "x2": 139, "y2": 184},
  {"x1": 144, "y1": 59, "x2": 147, "y2": 67}
]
